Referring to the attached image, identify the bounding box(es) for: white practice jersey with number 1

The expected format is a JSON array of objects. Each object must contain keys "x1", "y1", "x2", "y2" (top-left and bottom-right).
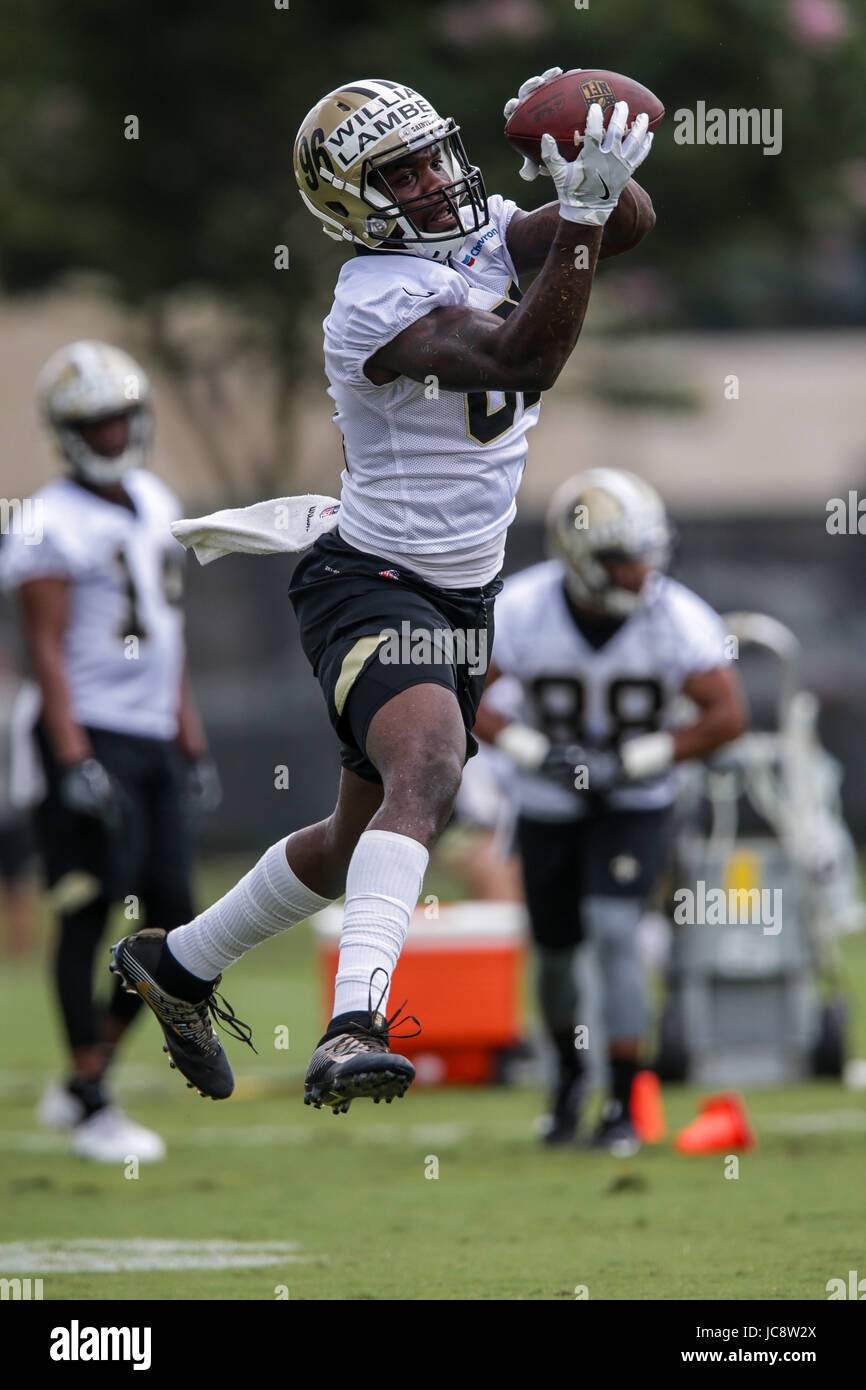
[
  {"x1": 0, "y1": 471, "x2": 186, "y2": 739},
  {"x1": 324, "y1": 194, "x2": 541, "y2": 585}
]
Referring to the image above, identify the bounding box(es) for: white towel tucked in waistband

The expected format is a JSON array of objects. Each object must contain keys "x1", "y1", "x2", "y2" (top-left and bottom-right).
[{"x1": 170, "y1": 495, "x2": 341, "y2": 565}]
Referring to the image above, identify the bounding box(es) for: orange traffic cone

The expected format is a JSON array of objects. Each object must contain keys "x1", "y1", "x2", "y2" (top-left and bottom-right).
[
  {"x1": 675, "y1": 1091, "x2": 757, "y2": 1154},
  {"x1": 630, "y1": 1069, "x2": 667, "y2": 1143}
]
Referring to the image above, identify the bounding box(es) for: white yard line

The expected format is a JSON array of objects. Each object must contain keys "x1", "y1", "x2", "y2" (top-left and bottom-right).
[
  {"x1": 761, "y1": 1109, "x2": 866, "y2": 1134},
  {"x1": 0, "y1": 1238, "x2": 310, "y2": 1273},
  {"x1": 2, "y1": 1112, "x2": 865, "y2": 1154},
  {"x1": 0, "y1": 1121, "x2": 472, "y2": 1152},
  {"x1": 0, "y1": 1066, "x2": 299, "y2": 1098}
]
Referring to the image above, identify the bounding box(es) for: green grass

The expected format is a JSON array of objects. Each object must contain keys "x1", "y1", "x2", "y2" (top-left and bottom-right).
[{"x1": 2, "y1": 857, "x2": 866, "y2": 1301}]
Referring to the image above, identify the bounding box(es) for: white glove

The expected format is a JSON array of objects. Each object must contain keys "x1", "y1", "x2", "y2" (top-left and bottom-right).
[
  {"x1": 620, "y1": 731, "x2": 674, "y2": 781},
  {"x1": 541, "y1": 99, "x2": 653, "y2": 226},
  {"x1": 494, "y1": 722, "x2": 550, "y2": 772},
  {"x1": 503, "y1": 67, "x2": 566, "y2": 182}
]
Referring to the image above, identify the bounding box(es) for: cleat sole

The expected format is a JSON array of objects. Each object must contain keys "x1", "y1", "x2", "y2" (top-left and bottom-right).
[{"x1": 303, "y1": 1063, "x2": 413, "y2": 1113}]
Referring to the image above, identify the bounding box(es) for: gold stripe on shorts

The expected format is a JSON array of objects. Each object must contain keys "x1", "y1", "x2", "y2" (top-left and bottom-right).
[{"x1": 334, "y1": 633, "x2": 389, "y2": 716}]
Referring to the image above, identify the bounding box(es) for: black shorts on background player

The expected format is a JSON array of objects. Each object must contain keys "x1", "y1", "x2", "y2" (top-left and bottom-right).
[
  {"x1": 34, "y1": 723, "x2": 195, "y2": 1051},
  {"x1": 517, "y1": 807, "x2": 672, "y2": 947},
  {"x1": 35, "y1": 723, "x2": 194, "y2": 924},
  {"x1": 289, "y1": 530, "x2": 501, "y2": 784}
]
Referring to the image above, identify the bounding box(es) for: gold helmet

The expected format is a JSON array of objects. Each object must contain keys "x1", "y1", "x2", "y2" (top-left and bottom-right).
[
  {"x1": 36, "y1": 340, "x2": 153, "y2": 485},
  {"x1": 547, "y1": 469, "x2": 673, "y2": 617},
  {"x1": 293, "y1": 79, "x2": 487, "y2": 262}
]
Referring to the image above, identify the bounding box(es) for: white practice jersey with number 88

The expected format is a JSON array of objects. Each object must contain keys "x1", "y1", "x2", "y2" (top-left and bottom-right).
[
  {"x1": 0, "y1": 470, "x2": 186, "y2": 740},
  {"x1": 490, "y1": 560, "x2": 732, "y2": 819}
]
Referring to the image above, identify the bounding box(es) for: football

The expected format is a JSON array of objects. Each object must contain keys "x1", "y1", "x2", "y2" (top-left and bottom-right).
[{"x1": 504, "y1": 68, "x2": 665, "y2": 165}]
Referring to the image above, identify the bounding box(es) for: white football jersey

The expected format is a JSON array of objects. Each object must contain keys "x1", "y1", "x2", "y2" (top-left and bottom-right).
[
  {"x1": 324, "y1": 194, "x2": 541, "y2": 585},
  {"x1": 490, "y1": 559, "x2": 730, "y2": 819},
  {"x1": 0, "y1": 471, "x2": 186, "y2": 740}
]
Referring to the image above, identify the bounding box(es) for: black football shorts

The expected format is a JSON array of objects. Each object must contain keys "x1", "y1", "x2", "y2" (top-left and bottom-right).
[
  {"x1": 33, "y1": 722, "x2": 195, "y2": 923},
  {"x1": 288, "y1": 529, "x2": 502, "y2": 785},
  {"x1": 517, "y1": 807, "x2": 672, "y2": 948}
]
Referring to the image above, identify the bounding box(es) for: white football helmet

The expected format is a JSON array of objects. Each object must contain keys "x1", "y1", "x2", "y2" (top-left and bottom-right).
[
  {"x1": 36, "y1": 340, "x2": 153, "y2": 484},
  {"x1": 294, "y1": 79, "x2": 488, "y2": 262},
  {"x1": 547, "y1": 468, "x2": 672, "y2": 617}
]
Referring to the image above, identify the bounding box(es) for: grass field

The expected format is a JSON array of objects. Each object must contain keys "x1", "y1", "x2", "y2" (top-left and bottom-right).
[{"x1": 2, "y1": 856, "x2": 866, "y2": 1302}]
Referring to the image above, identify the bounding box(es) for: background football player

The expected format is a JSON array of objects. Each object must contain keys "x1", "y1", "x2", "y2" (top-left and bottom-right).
[
  {"x1": 475, "y1": 470, "x2": 747, "y2": 1154},
  {"x1": 0, "y1": 340, "x2": 217, "y2": 1162},
  {"x1": 110, "y1": 71, "x2": 658, "y2": 1116}
]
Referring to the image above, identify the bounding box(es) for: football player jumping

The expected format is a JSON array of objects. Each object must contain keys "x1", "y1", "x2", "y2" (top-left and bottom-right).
[
  {"x1": 111, "y1": 71, "x2": 656, "y2": 1114},
  {"x1": 475, "y1": 470, "x2": 748, "y2": 1153}
]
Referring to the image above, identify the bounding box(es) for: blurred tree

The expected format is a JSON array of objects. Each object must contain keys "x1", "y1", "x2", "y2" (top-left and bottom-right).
[{"x1": 0, "y1": 0, "x2": 863, "y2": 493}]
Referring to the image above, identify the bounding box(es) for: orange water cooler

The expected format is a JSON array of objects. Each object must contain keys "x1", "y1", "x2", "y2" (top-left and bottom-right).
[{"x1": 312, "y1": 902, "x2": 528, "y2": 1085}]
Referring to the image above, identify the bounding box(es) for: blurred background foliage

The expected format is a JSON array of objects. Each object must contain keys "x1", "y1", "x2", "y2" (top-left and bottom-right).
[
  {"x1": 3, "y1": 0, "x2": 865, "y2": 313},
  {"x1": 0, "y1": 0, "x2": 863, "y2": 480}
]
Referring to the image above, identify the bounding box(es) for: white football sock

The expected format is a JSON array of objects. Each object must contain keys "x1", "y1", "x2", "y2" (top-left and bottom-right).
[
  {"x1": 167, "y1": 837, "x2": 332, "y2": 980},
  {"x1": 332, "y1": 829, "x2": 429, "y2": 1018}
]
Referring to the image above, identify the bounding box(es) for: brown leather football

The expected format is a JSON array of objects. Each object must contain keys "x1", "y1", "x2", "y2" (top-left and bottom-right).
[{"x1": 504, "y1": 68, "x2": 664, "y2": 164}]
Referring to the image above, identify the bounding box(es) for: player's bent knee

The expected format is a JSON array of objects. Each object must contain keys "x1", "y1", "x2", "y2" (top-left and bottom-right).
[
  {"x1": 384, "y1": 746, "x2": 463, "y2": 825},
  {"x1": 426, "y1": 747, "x2": 464, "y2": 800}
]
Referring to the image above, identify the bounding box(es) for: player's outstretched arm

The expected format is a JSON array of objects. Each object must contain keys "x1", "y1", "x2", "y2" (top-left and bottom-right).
[{"x1": 506, "y1": 181, "x2": 656, "y2": 275}]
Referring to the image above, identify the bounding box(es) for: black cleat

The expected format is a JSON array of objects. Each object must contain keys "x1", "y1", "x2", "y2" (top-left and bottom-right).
[
  {"x1": 109, "y1": 928, "x2": 255, "y2": 1100},
  {"x1": 304, "y1": 968, "x2": 420, "y2": 1115},
  {"x1": 588, "y1": 1100, "x2": 640, "y2": 1157},
  {"x1": 537, "y1": 1074, "x2": 587, "y2": 1147}
]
